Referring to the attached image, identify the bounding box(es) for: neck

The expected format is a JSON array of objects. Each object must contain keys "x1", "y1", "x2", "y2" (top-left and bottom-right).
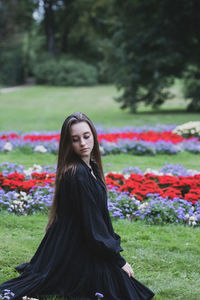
[{"x1": 81, "y1": 156, "x2": 91, "y2": 167}]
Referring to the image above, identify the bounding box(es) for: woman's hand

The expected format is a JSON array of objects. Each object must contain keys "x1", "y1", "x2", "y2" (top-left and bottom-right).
[{"x1": 121, "y1": 262, "x2": 134, "y2": 278}]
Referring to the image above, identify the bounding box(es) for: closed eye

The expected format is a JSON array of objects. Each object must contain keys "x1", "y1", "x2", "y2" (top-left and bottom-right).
[{"x1": 72, "y1": 135, "x2": 90, "y2": 142}]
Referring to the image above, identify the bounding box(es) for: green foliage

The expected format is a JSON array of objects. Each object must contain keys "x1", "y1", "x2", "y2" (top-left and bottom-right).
[
  {"x1": 110, "y1": 0, "x2": 200, "y2": 112},
  {"x1": 0, "y1": 0, "x2": 35, "y2": 39},
  {"x1": 0, "y1": 47, "x2": 24, "y2": 85},
  {"x1": 0, "y1": 0, "x2": 36, "y2": 85},
  {"x1": 33, "y1": 56, "x2": 98, "y2": 86},
  {"x1": 183, "y1": 66, "x2": 200, "y2": 112}
]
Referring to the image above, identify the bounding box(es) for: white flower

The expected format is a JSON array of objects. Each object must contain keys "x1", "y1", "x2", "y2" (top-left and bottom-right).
[
  {"x1": 138, "y1": 202, "x2": 149, "y2": 210},
  {"x1": 131, "y1": 198, "x2": 140, "y2": 205},
  {"x1": 189, "y1": 215, "x2": 196, "y2": 222},
  {"x1": 32, "y1": 164, "x2": 42, "y2": 171},
  {"x1": 144, "y1": 168, "x2": 161, "y2": 175},
  {"x1": 34, "y1": 145, "x2": 47, "y2": 153},
  {"x1": 24, "y1": 164, "x2": 42, "y2": 176},
  {"x1": 124, "y1": 174, "x2": 130, "y2": 179},
  {"x1": 3, "y1": 142, "x2": 13, "y2": 152},
  {"x1": 187, "y1": 214, "x2": 198, "y2": 226},
  {"x1": 24, "y1": 164, "x2": 43, "y2": 176},
  {"x1": 24, "y1": 168, "x2": 32, "y2": 176},
  {"x1": 13, "y1": 200, "x2": 21, "y2": 205},
  {"x1": 185, "y1": 213, "x2": 189, "y2": 219},
  {"x1": 20, "y1": 191, "x2": 27, "y2": 197},
  {"x1": 173, "y1": 121, "x2": 200, "y2": 136}
]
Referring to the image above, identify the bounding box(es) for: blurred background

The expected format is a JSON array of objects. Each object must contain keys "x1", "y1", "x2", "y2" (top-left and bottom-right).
[{"x1": 1, "y1": 0, "x2": 200, "y2": 114}]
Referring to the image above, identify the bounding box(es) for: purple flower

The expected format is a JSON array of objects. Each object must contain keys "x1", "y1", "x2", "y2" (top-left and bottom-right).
[
  {"x1": 2, "y1": 124, "x2": 200, "y2": 156},
  {"x1": 0, "y1": 290, "x2": 15, "y2": 300},
  {"x1": 95, "y1": 292, "x2": 104, "y2": 298}
]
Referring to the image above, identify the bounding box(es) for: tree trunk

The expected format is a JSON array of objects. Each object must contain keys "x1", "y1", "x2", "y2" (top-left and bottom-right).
[
  {"x1": 44, "y1": 0, "x2": 55, "y2": 55},
  {"x1": 61, "y1": 0, "x2": 73, "y2": 53}
]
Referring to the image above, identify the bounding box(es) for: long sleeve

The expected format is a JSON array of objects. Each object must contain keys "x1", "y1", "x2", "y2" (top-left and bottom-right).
[{"x1": 65, "y1": 167, "x2": 126, "y2": 268}]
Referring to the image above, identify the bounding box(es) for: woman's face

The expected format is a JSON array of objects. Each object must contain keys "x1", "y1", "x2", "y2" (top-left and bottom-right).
[{"x1": 70, "y1": 121, "x2": 94, "y2": 160}]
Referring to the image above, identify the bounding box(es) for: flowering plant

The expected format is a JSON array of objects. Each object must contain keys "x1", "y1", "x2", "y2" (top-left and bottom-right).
[
  {"x1": 0, "y1": 163, "x2": 200, "y2": 226},
  {"x1": 0, "y1": 186, "x2": 53, "y2": 215},
  {"x1": 108, "y1": 190, "x2": 200, "y2": 226},
  {"x1": 0, "y1": 171, "x2": 55, "y2": 193},
  {"x1": 106, "y1": 172, "x2": 200, "y2": 204},
  {"x1": 1, "y1": 127, "x2": 200, "y2": 156},
  {"x1": 95, "y1": 292, "x2": 104, "y2": 298},
  {"x1": 173, "y1": 121, "x2": 200, "y2": 139},
  {"x1": 0, "y1": 290, "x2": 15, "y2": 300}
]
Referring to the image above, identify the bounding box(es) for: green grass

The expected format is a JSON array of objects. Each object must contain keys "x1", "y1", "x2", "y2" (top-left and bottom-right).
[
  {"x1": 102, "y1": 152, "x2": 200, "y2": 172},
  {"x1": 0, "y1": 212, "x2": 200, "y2": 299},
  {"x1": 0, "y1": 84, "x2": 200, "y2": 299},
  {"x1": 0, "y1": 151, "x2": 57, "y2": 168},
  {"x1": 0, "y1": 151, "x2": 199, "y2": 172},
  {"x1": 0, "y1": 85, "x2": 199, "y2": 131}
]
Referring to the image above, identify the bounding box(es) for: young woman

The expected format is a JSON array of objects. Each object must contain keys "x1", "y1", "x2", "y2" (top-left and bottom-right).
[{"x1": 0, "y1": 113, "x2": 155, "y2": 300}]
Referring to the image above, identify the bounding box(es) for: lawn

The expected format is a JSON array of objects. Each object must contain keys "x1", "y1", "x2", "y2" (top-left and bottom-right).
[
  {"x1": 0, "y1": 85, "x2": 199, "y2": 300},
  {"x1": 0, "y1": 151, "x2": 200, "y2": 172},
  {"x1": 0, "y1": 212, "x2": 200, "y2": 300},
  {"x1": 0, "y1": 85, "x2": 199, "y2": 131}
]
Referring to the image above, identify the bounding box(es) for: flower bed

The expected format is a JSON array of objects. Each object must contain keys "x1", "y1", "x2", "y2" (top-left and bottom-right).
[
  {"x1": 0, "y1": 166, "x2": 55, "y2": 215},
  {"x1": 173, "y1": 121, "x2": 200, "y2": 139},
  {"x1": 106, "y1": 172, "x2": 200, "y2": 204},
  {"x1": 1, "y1": 125, "x2": 200, "y2": 155},
  {"x1": 108, "y1": 190, "x2": 200, "y2": 226},
  {"x1": 0, "y1": 163, "x2": 199, "y2": 226}
]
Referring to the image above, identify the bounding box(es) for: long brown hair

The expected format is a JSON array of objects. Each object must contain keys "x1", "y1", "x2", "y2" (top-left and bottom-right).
[{"x1": 46, "y1": 112, "x2": 105, "y2": 230}]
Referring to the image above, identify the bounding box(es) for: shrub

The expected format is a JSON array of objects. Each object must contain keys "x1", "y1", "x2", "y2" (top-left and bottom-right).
[
  {"x1": 0, "y1": 48, "x2": 24, "y2": 85},
  {"x1": 33, "y1": 56, "x2": 98, "y2": 86}
]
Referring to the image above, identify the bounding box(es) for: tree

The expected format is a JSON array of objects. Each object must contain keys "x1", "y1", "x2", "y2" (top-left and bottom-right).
[
  {"x1": 110, "y1": 0, "x2": 200, "y2": 112},
  {"x1": 0, "y1": 0, "x2": 36, "y2": 84},
  {"x1": 33, "y1": 0, "x2": 114, "y2": 60},
  {"x1": 43, "y1": 0, "x2": 56, "y2": 55},
  {"x1": 57, "y1": 0, "x2": 114, "y2": 61},
  {"x1": 0, "y1": 0, "x2": 116, "y2": 85}
]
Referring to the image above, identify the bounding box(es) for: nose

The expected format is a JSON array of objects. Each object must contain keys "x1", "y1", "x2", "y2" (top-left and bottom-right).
[{"x1": 80, "y1": 138, "x2": 86, "y2": 146}]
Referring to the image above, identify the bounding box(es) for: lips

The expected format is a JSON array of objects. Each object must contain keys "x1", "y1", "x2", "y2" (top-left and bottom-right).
[{"x1": 80, "y1": 148, "x2": 89, "y2": 152}]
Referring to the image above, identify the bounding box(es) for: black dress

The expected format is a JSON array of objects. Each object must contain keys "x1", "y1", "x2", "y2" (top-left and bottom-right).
[{"x1": 0, "y1": 159, "x2": 155, "y2": 300}]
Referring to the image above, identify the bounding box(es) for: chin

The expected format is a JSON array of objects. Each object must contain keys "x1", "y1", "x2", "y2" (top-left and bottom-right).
[{"x1": 80, "y1": 152, "x2": 91, "y2": 158}]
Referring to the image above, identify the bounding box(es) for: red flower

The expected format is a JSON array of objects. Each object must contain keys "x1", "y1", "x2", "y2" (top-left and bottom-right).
[
  {"x1": 98, "y1": 131, "x2": 185, "y2": 143},
  {"x1": 0, "y1": 133, "x2": 20, "y2": 140},
  {"x1": 105, "y1": 171, "x2": 200, "y2": 205},
  {"x1": 23, "y1": 134, "x2": 60, "y2": 142},
  {"x1": 1, "y1": 131, "x2": 197, "y2": 145},
  {"x1": 7, "y1": 172, "x2": 25, "y2": 181}
]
